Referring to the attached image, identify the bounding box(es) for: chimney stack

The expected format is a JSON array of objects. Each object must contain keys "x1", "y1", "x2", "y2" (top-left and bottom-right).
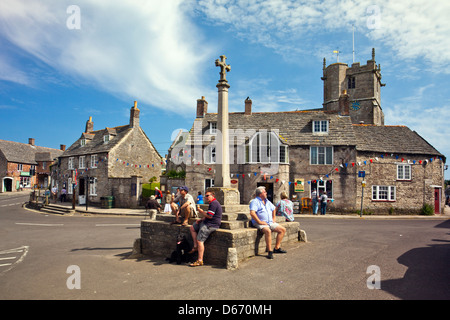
[
  {"x1": 130, "y1": 101, "x2": 140, "y2": 128},
  {"x1": 338, "y1": 90, "x2": 350, "y2": 116},
  {"x1": 85, "y1": 116, "x2": 94, "y2": 133},
  {"x1": 28, "y1": 138, "x2": 35, "y2": 146},
  {"x1": 196, "y1": 96, "x2": 208, "y2": 118},
  {"x1": 60, "y1": 144, "x2": 66, "y2": 151},
  {"x1": 245, "y1": 97, "x2": 252, "y2": 115}
]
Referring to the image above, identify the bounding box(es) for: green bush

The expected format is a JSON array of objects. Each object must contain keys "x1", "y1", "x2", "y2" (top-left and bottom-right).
[
  {"x1": 420, "y1": 203, "x2": 434, "y2": 216},
  {"x1": 165, "y1": 169, "x2": 186, "y2": 179},
  {"x1": 142, "y1": 182, "x2": 160, "y2": 198}
]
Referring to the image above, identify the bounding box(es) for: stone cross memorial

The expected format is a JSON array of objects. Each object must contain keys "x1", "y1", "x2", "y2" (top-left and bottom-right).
[{"x1": 210, "y1": 55, "x2": 240, "y2": 206}]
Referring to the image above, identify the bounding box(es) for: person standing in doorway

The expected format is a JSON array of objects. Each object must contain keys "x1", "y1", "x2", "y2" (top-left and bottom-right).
[{"x1": 320, "y1": 191, "x2": 328, "y2": 215}]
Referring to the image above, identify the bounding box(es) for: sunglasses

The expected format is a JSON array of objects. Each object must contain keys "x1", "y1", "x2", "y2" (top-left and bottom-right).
[{"x1": 205, "y1": 194, "x2": 213, "y2": 198}]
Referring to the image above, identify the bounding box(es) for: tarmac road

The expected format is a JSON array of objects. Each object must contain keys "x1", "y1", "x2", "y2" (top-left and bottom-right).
[{"x1": 1, "y1": 191, "x2": 449, "y2": 302}]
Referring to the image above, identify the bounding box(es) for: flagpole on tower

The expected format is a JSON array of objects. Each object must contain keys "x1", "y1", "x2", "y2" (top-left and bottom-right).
[
  {"x1": 333, "y1": 49, "x2": 340, "y2": 62},
  {"x1": 352, "y1": 24, "x2": 355, "y2": 63}
]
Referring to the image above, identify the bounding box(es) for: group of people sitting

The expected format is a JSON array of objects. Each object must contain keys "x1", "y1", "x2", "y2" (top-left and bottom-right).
[{"x1": 146, "y1": 185, "x2": 295, "y2": 266}]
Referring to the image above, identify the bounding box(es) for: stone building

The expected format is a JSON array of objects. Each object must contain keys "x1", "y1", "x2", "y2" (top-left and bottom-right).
[
  {"x1": 167, "y1": 50, "x2": 446, "y2": 214},
  {"x1": 56, "y1": 101, "x2": 162, "y2": 208},
  {"x1": 0, "y1": 138, "x2": 64, "y2": 192}
]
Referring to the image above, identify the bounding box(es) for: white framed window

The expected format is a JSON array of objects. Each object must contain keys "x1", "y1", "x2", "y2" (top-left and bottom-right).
[
  {"x1": 20, "y1": 177, "x2": 31, "y2": 188},
  {"x1": 89, "y1": 177, "x2": 98, "y2": 195},
  {"x1": 247, "y1": 131, "x2": 288, "y2": 164},
  {"x1": 209, "y1": 122, "x2": 217, "y2": 134},
  {"x1": 397, "y1": 164, "x2": 411, "y2": 180},
  {"x1": 205, "y1": 178, "x2": 214, "y2": 190},
  {"x1": 103, "y1": 135, "x2": 110, "y2": 143},
  {"x1": 372, "y1": 185, "x2": 396, "y2": 201},
  {"x1": 79, "y1": 156, "x2": 85, "y2": 169},
  {"x1": 80, "y1": 139, "x2": 86, "y2": 146},
  {"x1": 68, "y1": 157, "x2": 74, "y2": 170},
  {"x1": 17, "y1": 164, "x2": 23, "y2": 171},
  {"x1": 312, "y1": 120, "x2": 328, "y2": 133},
  {"x1": 310, "y1": 146, "x2": 333, "y2": 165},
  {"x1": 279, "y1": 145, "x2": 288, "y2": 163},
  {"x1": 204, "y1": 146, "x2": 216, "y2": 164},
  {"x1": 90, "y1": 154, "x2": 98, "y2": 168}
]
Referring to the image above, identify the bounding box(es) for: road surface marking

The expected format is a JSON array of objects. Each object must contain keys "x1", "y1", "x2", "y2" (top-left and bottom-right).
[
  {"x1": 0, "y1": 246, "x2": 29, "y2": 275},
  {"x1": 95, "y1": 224, "x2": 140, "y2": 227},
  {"x1": 15, "y1": 223, "x2": 64, "y2": 226}
]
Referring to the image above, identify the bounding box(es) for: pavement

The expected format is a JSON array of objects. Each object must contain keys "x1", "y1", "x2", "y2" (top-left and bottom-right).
[{"x1": 6, "y1": 189, "x2": 449, "y2": 219}]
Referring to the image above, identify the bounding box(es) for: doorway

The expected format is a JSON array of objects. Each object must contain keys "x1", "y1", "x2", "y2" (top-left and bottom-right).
[
  {"x1": 434, "y1": 187, "x2": 441, "y2": 214},
  {"x1": 3, "y1": 178, "x2": 12, "y2": 192},
  {"x1": 257, "y1": 182, "x2": 274, "y2": 203}
]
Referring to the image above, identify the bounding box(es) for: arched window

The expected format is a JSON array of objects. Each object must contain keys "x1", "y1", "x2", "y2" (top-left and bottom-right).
[{"x1": 247, "y1": 131, "x2": 288, "y2": 164}]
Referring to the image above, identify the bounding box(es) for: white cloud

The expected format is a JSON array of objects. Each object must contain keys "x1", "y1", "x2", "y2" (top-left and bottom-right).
[
  {"x1": 0, "y1": 0, "x2": 215, "y2": 113},
  {"x1": 384, "y1": 84, "x2": 450, "y2": 158},
  {"x1": 197, "y1": 0, "x2": 450, "y2": 70}
]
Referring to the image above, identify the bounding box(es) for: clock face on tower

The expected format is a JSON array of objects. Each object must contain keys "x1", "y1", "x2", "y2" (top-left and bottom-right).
[{"x1": 350, "y1": 101, "x2": 361, "y2": 111}]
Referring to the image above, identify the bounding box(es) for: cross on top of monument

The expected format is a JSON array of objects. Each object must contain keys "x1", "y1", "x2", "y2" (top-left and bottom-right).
[{"x1": 215, "y1": 55, "x2": 231, "y2": 82}]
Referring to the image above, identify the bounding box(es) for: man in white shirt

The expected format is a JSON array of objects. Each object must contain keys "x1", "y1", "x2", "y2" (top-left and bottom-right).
[
  {"x1": 249, "y1": 186, "x2": 287, "y2": 259},
  {"x1": 173, "y1": 186, "x2": 197, "y2": 226}
]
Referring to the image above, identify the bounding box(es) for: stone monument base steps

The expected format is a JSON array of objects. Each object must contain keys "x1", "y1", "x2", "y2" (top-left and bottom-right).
[{"x1": 138, "y1": 210, "x2": 305, "y2": 268}]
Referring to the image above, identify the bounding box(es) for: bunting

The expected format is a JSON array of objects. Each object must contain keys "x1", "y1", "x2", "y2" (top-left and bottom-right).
[{"x1": 216, "y1": 153, "x2": 444, "y2": 186}]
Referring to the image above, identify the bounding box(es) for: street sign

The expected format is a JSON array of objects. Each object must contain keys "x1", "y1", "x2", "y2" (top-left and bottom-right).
[{"x1": 358, "y1": 171, "x2": 365, "y2": 178}]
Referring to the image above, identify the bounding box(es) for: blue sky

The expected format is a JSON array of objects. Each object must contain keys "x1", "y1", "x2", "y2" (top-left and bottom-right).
[{"x1": 1, "y1": 0, "x2": 449, "y2": 179}]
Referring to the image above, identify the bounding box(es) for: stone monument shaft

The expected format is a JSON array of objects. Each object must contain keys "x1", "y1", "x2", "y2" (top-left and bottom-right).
[{"x1": 215, "y1": 55, "x2": 231, "y2": 188}]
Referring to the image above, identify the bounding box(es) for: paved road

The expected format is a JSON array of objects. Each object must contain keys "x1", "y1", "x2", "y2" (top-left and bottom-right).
[{"x1": 1, "y1": 192, "x2": 449, "y2": 301}]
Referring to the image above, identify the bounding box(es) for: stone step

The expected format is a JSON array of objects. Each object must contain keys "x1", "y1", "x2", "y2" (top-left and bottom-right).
[
  {"x1": 153, "y1": 213, "x2": 286, "y2": 230},
  {"x1": 220, "y1": 220, "x2": 250, "y2": 230},
  {"x1": 139, "y1": 219, "x2": 304, "y2": 268},
  {"x1": 198, "y1": 204, "x2": 248, "y2": 213},
  {"x1": 46, "y1": 204, "x2": 73, "y2": 212},
  {"x1": 39, "y1": 205, "x2": 73, "y2": 215}
]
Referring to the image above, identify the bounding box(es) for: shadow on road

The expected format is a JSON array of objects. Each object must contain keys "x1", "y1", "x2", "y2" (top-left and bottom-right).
[{"x1": 382, "y1": 220, "x2": 450, "y2": 299}]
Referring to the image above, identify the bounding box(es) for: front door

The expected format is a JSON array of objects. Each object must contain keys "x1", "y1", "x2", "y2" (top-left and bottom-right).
[
  {"x1": 257, "y1": 182, "x2": 274, "y2": 203},
  {"x1": 434, "y1": 188, "x2": 441, "y2": 214},
  {"x1": 3, "y1": 178, "x2": 12, "y2": 192},
  {"x1": 79, "y1": 178, "x2": 85, "y2": 196}
]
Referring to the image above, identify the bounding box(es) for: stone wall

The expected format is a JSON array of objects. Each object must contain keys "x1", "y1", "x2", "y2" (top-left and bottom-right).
[
  {"x1": 356, "y1": 152, "x2": 445, "y2": 214},
  {"x1": 140, "y1": 214, "x2": 302, "y2": 267},
  {"x1": 109, "y1": 127, "x2": 162, "y2": 183}
]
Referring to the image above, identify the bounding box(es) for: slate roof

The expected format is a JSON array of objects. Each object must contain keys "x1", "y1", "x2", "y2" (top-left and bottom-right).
[
  {"x1": 187, "y1": 110, "x2": 357, "y2": 147},
  {"x1": 352, "y1": 124, "x2": 444, "y2": 158},
  {"x1": 61, "y1": 124, "x2": 162, "y2": 158},
  {"x1": 61, "y1": 125, "x2": 131, "y2": 157},
  {"x1": 186, "y1": 110, "x2": 444, "y2": 160},
  {"x1": 0, "y1": 140, "x2": 63, "y2": 164}
]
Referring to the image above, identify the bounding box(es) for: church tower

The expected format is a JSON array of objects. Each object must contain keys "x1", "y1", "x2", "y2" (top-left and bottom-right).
[{"x1": 322, "y1": 48, "x2": 385, "y2": 125}]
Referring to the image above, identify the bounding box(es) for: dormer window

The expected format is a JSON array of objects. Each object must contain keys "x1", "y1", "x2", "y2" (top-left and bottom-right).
[
  {"x1": 104, "y1": 135, "x2": 110, "y2": 143},
  {"x1": 312, "y1": 120, "x2": 328, "y2": 133},
  {"x1": 80, "y1": 139, "x2": 86, "y2": 146},
  {"x1": 209, "y1": 122, "x2": 217, "y2": 134}
]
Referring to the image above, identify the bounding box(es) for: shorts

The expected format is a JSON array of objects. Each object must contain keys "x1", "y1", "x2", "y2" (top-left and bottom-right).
[
  {"x1": 193, "y1": 220, "x2": 217, "y2": 242},
  {"x1": 252, "y1": 221, "x2": 280, "y2": 231}
]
